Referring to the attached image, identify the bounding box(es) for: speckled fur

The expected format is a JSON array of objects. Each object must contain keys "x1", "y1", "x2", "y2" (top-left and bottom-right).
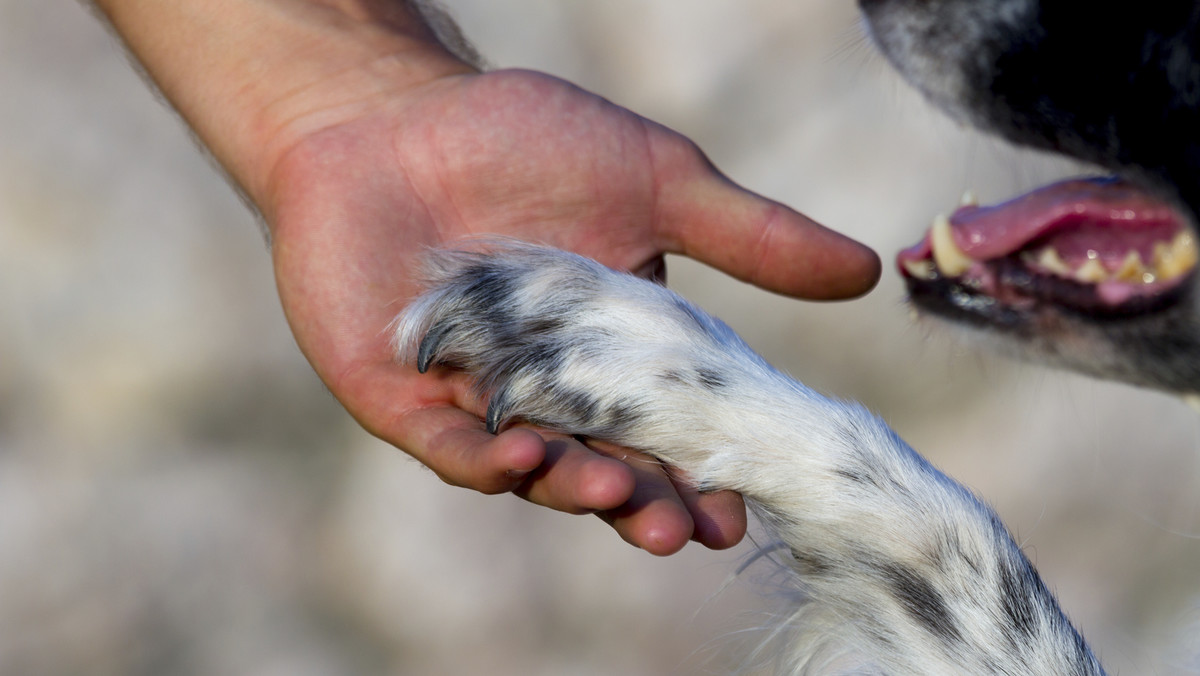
[
  {"x1": 393, "y1": 240, "x2": 1103, "y2": 675},
  {"x1": 388, "y1": 0, "x2": 1200, "y2": 672}
]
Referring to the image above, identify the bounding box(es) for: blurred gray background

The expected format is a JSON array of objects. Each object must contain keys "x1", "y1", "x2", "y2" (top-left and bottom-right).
[{"x1": 4, "y1": 1, "x2": 1200, "y2": 674}]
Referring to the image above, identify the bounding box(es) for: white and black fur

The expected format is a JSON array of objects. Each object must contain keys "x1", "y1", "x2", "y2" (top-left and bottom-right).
[
  {"x1": 393, "y1": 0, "x2": 1200, "y2": 673},
  {"x1": 392, "y1": 241, "x2": 1101, "y2": 675}
]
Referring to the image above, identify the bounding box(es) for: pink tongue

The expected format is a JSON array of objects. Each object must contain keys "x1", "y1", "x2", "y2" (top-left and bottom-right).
[
  {"x1": 943, "y1": 177, "x2": 1180, "y2": 260},
  {"x1": 902, "y1": 177, "x2": 1180, "y2": 267}
]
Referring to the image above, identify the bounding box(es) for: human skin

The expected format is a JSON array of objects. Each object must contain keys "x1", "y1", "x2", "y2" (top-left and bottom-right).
[{"x1": 88, "y1": 0, "x2": 881, "y2": 555}]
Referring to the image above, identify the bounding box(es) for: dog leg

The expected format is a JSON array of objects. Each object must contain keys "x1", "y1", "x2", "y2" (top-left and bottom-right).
[{"x1": 393, "y1": 240, "x2": 1105, "y2": 675}]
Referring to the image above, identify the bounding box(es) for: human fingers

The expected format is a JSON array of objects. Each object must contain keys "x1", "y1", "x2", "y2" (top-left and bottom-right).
[
  {"x1": 508, "y1": 432, "x2": 638, "y2": 513},
  {"x1": 504, "y1": 431, "x2": 699, "y2": 555},
  {"x1": 649, "y1": 131, "x2": 882, "y2": 300},
  {"x1": 669, "y1": 474, "x2": 748, "y2": 551},
  {"x1": 588, "y1": 441, "x2": 746, "y2": 552},
  {"x1": 387, "y1": 404, "x2": 551, "y2": 493},
  {"x1": 572, "y1": 444, "x2": 695, "y2": 556},
  {"x1": 389, "y1": 405, "x2": 693, "y2": 554},
  {"x1": 340, "y1": 361, "x2": 634, "y2": 512},
  {"x1": 338, "y1": 363, "x2": 547, "y2": 494}
]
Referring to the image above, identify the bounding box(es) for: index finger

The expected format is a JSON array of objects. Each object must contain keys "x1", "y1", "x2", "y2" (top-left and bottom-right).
[{"x1": 390, "y1": 404, "x2": 549, "y2": 494}]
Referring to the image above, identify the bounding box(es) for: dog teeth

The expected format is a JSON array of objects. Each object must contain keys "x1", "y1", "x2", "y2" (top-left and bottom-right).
[
  {"x1": 1185, "y1": 394, "x2": 1200, "y2": 415},
  {"x1": 1153, "y1": 230, "x2": 1198, "y2": 281},
  {"x1": 922, "y1": 207, "x2": 1196, "y2": 286},
  {"x1": 1113, "y1": 251, "x2": 1147, "y2": 283},
  {"x1": 959, "y1": 190, "x2": 979, "y2": 207},
  {"x1": 1073, "y1": 258, "x2": 1108, "y2": 283},
  {"x1": 1023, "y1": 231, "x2": 1196, "y2": 285},
  {"x1": 902, "y1": 259, "x2": 938, "y2": 280},
  {"x1": 930, "y1": 214, "x2": 975, "y2": 277},
  {"x1": 1034, "y1": 247, "x2": 1073, "y2": 276}
]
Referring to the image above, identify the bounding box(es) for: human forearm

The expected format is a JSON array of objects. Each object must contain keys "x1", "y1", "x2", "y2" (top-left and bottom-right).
[{"x1": 89, "y1": 0, "x2": 475, "y2": 212}]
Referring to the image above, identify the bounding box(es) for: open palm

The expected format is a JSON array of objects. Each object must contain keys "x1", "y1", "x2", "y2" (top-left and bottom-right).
[{"x1": 265, "y1": 69, "x2": 879, "y2": 554}]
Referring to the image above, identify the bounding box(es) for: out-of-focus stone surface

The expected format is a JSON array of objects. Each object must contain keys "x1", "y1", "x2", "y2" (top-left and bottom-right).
[{"x1": 3, "y1": 1, "x2": 1199, "y2": 674}]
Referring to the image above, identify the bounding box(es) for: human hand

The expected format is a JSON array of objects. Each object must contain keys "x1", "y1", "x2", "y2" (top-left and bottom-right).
[
  {"x1": 264, "y1": 68, "x2": 879, "y2": 554},
  {"x1": 91, "y1": 0, "x2": 879, "y2": 555}
]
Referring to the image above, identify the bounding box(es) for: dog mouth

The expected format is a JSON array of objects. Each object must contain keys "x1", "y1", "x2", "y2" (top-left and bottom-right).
[{"x1": 897, "y1": 176, "x2": 1198, "y2": 324}]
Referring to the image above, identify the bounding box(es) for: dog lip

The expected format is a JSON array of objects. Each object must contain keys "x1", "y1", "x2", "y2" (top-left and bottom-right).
[
  {"x1": 897, "y1": 175, "x2": 1197, "y2": 318},
  {"x1": 896, "y1": 176, "x2": 1188, "y2": 271},
  {"x1": 950, "y1": 176, "x2": 1185, "y2": 259},
  {"x1": 904, "y1": 262, "x2": 1194, "y2": 322}
]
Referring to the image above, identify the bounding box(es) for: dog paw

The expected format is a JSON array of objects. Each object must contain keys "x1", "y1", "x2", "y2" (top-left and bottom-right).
[{"x1": 391, "y1": 240, "x2": 774, "y2": 484}]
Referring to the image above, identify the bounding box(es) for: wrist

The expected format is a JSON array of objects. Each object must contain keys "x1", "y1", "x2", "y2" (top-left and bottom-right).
[{"x1": 93, "y1": 0, "x2": 475, "y2": 211}]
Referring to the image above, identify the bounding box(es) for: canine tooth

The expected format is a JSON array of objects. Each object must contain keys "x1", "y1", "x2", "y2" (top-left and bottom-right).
[
  {"x1": 1185, "y1": 394, "x2": 1200, "y2": 414},
  {"x1": 1035, "y1": 247, "x2": 1073, "y2": 276},
  {"x1": 959, "y1": 190, "x2": 979, "y2": 207},
  {"x1": 930, "y1": 214, "x2": 974, "y2": 277},
  {"x1": 1074, "y1": 258, "x2": 1108, "y2": 283},
  {"x1": 902, "y1": 259, "x2": 937, "y2": 280},
  {"x1": 1113, "y1": 251, "x2": 1147, "y2": 283},
  {"x1": 1154, "y1": 231, "x2": 1198, "y2": 281},
  {"x1": 1153, "y1": 241, "x2": 1171, "y2": 278}
]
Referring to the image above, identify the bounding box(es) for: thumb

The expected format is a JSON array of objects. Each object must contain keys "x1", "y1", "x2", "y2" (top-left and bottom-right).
[{"x1": 652, "y1": 142, "x2": 881, "y2": 300}]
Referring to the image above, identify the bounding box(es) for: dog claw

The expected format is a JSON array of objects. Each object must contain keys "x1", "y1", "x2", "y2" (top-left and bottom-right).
[
  {"x1": 416, "y1": 322, "x2": 453, "y2": 374},
  {"x1": 485, "y1": 387, "x2": 515, "y2": 435}
]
